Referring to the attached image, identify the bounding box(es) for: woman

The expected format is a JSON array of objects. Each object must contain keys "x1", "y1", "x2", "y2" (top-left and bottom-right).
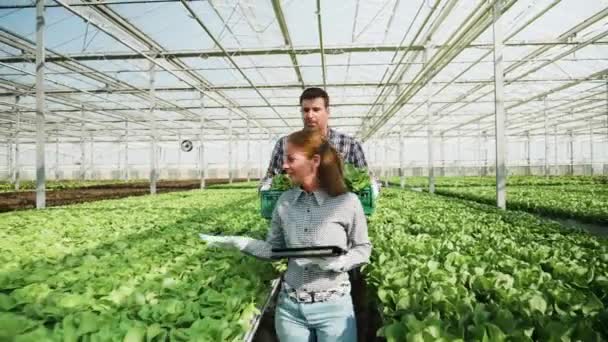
[{"x1": 199, "y1": 128, "x2": 372, "y2": 342}]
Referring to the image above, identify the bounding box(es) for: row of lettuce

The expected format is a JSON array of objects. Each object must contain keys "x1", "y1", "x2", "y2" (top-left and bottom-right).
[
  {"x1": 434, "y1": 185, "x2": 608, "y2": 225},
  {"x1": 385, "y1": 176, "x2": 608, "y2": 225},
  {"x1": 366, "y1": 188, "x2": 608, "y2": 341},
  {"x1": 1, "y1": 189, "x2": 278, "y2": 341},
  {"x1": 0, "y1": 180, "x2": 148, "y2": 192},
  {"x1": 388, "y1": 175, "x2": 608, "y2": 188},
  {"x1": 3, "y1": 184, "x2": 607, "y2": 340}
]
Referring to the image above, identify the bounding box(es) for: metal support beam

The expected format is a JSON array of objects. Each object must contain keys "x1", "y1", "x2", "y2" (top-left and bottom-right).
[
  {"x1": 316, "y1": 0, "x2": 326, "y2": 88},
  {"x1": 589, "y1": 122, "x2": 594, "y2": 175},
  {"x1": 554, "y1": 124, "x2": 558, "y2": 175},
  {"x1": 493, "y1": 0, "x2": 506, "y2": 210},
  {"x1": 440, "y1": 133, "x2": 446, "y2": 175},
  {"x1": 89, "y1": 132, "x2": 94, "y2": 179},
  {"x1": 7, "y1": 124, "x2": 12, "y2": 182},
  {"x1": 35, "y1": 0, "x2": 46, "y2": 209},
  {"x1": 177, "y1": 130, "x2": 181, "y2": 177},
  {"x1": 383, "y1": 141, "x2": 388, "y2": 187},
  {"x1": 525, "y1": 131, "x2": 531, "y2": 175},
  {"x1": 228, "y1": 110, "x2": 233, "y2": 184},
  {"x1": 476, "y1": 122, "x2": 481, "y2": 176},
  {"x1": 425, "y1": 44, "x2": 435, "y2": 194},
  {"x1": 235, "y1": 137, "x2": 239, "y2": 180},
  {"x1": 457, "y1": 130, "x2": 462, "y2": 176},
  {"x1": 246, "y1": 119, "x2": 250, "y2": 182},
  {"x1": 124, "y1": 120, "x2": 129, "y2": 180},
  {"x1": 482, "y1": 131, "x2": 488, "y2": 176},
  {"x1": 399, "y1": 125, "x2": 405, "y2": 188},
  {"x1": 199, "y1": 92, "x2": 206, "y2": 189},
  {"x1": 544, "y1": 97, "x2": 549, "y2": 176},
  {"x1": 568, "y1": 129, "x2": 574, "y2": 175},
  {"x1": 13, "y1": 96, "x2": 20, "y2": 190},
  {"x1": 149, "y1": 61, "x2": 157, "y2": 194},
  {"x1": 54, "y1": 133, "x2": 59, "y2": 180},
  {"x1": 271, "y1": 0, "x2": 304, "y2": 88},
  {"x1": 80, "y1": 106, "x2": 85, "y2": 180}
]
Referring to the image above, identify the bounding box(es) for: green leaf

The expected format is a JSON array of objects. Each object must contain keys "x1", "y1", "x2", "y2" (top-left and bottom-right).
[
  {"x1": 123, "y1": 325, "x2": 146, "y2": 342},
  {"x1": 528, "y1": 295, "x2": 547, "y2": 315}
]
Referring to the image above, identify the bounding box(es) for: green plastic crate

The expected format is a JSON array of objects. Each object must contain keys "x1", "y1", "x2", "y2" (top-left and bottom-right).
[
  {"x1": 357, "y1": 186, "x2": 376, "y2": 216},
  {"x1": 260, "y1": 190, "x2": 284, "y2": 219},
  {"x1": 260, "y1": 186, "x2": 375, "y2": 219}
]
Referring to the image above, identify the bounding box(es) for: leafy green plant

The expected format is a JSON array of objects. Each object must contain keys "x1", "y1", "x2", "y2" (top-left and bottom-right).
[
  {"x1": 344, "y1": 163, "x2": 371, "y2": 192},
  {"x1": 366, "y1": 188, "x2": 608, "y2": 341},
  {"x1": 0, "y1": 189, "x2": 278, "y2": 340},
  {"x1": 270, "y1": 174, "x2": 293, "y2": 191}
]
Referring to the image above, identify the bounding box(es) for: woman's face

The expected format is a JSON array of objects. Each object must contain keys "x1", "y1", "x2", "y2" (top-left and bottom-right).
[{"x1": 283, "y1": 143, "x2": 320, "y2": 185}]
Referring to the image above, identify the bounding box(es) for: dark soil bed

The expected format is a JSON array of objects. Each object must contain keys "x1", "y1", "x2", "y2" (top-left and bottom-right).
[{"x1": 0, "y1": 178, "x2": 250, "y2": 212}]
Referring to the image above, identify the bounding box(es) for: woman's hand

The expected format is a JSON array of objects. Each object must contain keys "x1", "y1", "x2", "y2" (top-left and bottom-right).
[
  {"x1": 198, "y1": 234, "x2": 249, "y2": 250},
  {"x1": 315, "y1": 256, "x2": 347, "y2": 273}
]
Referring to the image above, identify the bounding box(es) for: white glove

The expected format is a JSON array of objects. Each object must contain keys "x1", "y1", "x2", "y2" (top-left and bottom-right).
[
  {"x1": 259, "y1": 178, "x2": 272, "y2": 191},
  {"x1": 315, "y1": 256, "x2": 348, "y2": 273},
  {"x1": 198, "y1": 234, "x2": 249, "y2": 250},
  {"x1": 292, "y1": 258, "x2": 314, "y2": 267},
  {"x1": 372, "y1": 180, "x2": 380, "y2": 199}
]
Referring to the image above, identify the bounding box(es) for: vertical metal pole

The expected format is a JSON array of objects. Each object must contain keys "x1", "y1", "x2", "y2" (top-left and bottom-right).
[
  {"x1": 493, "y1": 0, "x2": 506, "y2": 209},
  {"x1": 439, "y1": 133, "x2": 445, "y2": 176},
  {"x1": 80, "y1": 106, "x2": 86, "y2": 180},
  {"x1": 553, "y1": 125, "x2": 558, "y2": 176},
  {"x1": 35, "y1": 0, "x2": 46, "y2": 209},
  {"x1": 477, "y1": 122, "x2": 482, "y2": 177},
  {"x1": 7, "y1": 125, "x2": 12, "y2": 182},
  {"x1": 55, "y1": 133, "x2": 59, "y2": 180},
  {"x1": 199, "y1": 92, "x2": 206, "y2": 189},
  {"x1": 13, "y1": 96, "x2": 20, "y2": 190},
  {"x1": 425, "y1": 44, "x2": 435, "y2": 194},
  {"x1": 525, "y1": 131, "x2": 530, "y2": 175},
  {"x1": 589, "y1": 122, "x2": 594, "y2": 175},
  {"x1": 544, "y1": 97, "x2": 549, "y2": 176},
  {"x1": 483, "y1": 131, "x2": 488, "y2": 176},
  {"x1": 89, "y1": 133, "x2": 94, "y2": 179},
  {"x1": 399, "y1": 125, "x2": 405, "y2": 188},
  {"x1": 457, "y1": 130, "x2": 462, "y2": 176},
  {"x1": 149, "y1": 61, "x2": 157, "y2": 194},
  {"x1": 373, "y1": 141, "x2": 378, "y2": 176},
  {"x1": 258, "y1": 137, "x2": 263, "y2": 179},
  {"x1": 568, "y1": 130, "x2": 574, "y2": 175},
  {"x1": 246, "y1": 120, "x2": 251, "y2": 182},
  {"x1": 117, "y1": 135, "x2": 121, "y2": 179},
  {"x1": 228, "y1": 111, "x2": 233, "y2": 184},
  {"x1": 124, "y1": 120, "x2": 129, "y2": 180},
  {"x1": 234, "y1": 137, "x2": 239, "y2": 181},
  {"x1": 383, "y1": 141, "x2": 388, "y2": 187},
  {"x1": 177, "y1": 130, "x2": 182, "y2": 179}
]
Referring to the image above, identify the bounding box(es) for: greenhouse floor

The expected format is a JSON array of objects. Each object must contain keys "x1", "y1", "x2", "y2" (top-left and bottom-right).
[{"x1": 0, "y1": 179, "x2": 249, "y2": 212}]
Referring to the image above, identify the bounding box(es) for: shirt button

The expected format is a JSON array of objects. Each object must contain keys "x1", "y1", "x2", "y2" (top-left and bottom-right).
[
  {"x1": 304, "y1": 229, "x2": 308, "y2": 232},
  {"x1": 304, "y1": 267, "x2": 308, "y2": 271},
  {"x1": 307, "y1": 208, "x2": 310, "y2": 212}
]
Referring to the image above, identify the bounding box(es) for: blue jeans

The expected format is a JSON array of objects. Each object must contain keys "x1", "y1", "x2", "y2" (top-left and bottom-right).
[{"x1": 274, "y1": 291, "x2": 357, "y2": 342}]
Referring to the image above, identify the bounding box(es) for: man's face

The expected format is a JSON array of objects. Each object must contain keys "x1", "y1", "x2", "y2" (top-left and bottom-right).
[{"x1": 301, "y1": 97, "x2": 329, "y2": 131}]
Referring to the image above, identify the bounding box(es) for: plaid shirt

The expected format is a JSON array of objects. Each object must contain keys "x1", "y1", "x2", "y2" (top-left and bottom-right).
[
  {"x1": 241, "y1": 188, "x2": 371, "y2": 292},
  {"x1": 265, "y1": 128, "x2": 368, "y2": 178}
]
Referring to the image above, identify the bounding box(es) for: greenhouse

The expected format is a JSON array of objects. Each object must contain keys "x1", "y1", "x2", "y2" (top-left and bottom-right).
[{"x1": 0, "y1": 0, "x2": 607, "y2": 341}]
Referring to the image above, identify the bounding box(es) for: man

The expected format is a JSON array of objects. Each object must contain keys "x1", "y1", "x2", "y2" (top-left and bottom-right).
[{"x1": 262, "y1": 87, "x2": 368, "y2": 185}]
